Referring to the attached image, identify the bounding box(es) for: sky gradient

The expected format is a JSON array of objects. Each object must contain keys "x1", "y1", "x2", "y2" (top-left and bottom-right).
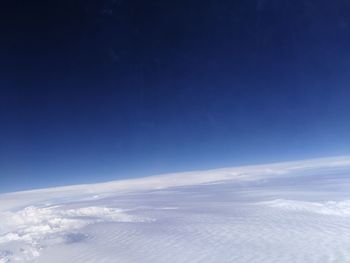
[{"x1": 1, "y1": 0, "x2": 350, "y2": 192}]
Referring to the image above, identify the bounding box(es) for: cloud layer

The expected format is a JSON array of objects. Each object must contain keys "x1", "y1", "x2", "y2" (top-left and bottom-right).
[{"x1": 1, "y1": 156, "x2": 350, "y2": 263}]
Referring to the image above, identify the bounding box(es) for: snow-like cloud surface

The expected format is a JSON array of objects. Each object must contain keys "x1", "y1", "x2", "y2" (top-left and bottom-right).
[{"x1": 1, "y1": 156, "x2": 350, "y2": 263}]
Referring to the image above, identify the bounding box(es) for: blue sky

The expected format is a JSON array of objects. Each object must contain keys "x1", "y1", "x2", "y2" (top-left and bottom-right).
[{"x1": 0, "y1": 0, "x2": 350, "y2": 192}]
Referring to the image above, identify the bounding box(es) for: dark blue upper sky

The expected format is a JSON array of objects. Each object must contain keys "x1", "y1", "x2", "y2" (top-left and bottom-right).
[{"x1": 1, "y1": 0, "x2": 350, "y2": 192}]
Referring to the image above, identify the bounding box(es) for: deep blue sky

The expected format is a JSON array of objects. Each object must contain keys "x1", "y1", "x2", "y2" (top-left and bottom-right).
[{"x1": 1, "y1": 0, "x2": 350, "y2": 192}]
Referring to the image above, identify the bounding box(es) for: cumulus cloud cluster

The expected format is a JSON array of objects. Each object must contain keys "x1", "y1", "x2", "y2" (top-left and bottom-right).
[{"x1": 0, "y1": 205, "x2": 150, "y2": 262}]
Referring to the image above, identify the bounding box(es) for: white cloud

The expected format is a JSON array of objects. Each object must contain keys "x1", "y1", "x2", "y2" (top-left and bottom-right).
[
  {"x1": 1, "y1": 156, "x2": 350, "y2": 263},
  {"x1": 263, "y1": 199, "x2": 350, "y2": 216},
  {"x1": 0, "y1": 205, "x2": 151, "y2": 262}
]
